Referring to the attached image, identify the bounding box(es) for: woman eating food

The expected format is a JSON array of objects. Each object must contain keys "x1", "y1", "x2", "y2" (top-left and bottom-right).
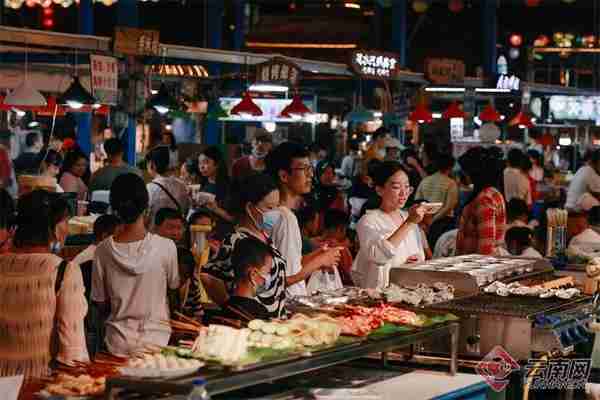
[{"x1": 353, "y1": 161, "x2": 426, "y2": 289}]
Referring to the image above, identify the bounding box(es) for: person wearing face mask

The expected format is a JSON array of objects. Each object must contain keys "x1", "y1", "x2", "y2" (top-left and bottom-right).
[
  {"x1": 203, "y1": 173, "x2": 288, "y2": 318},
  {"x1": 231, "y1": 131, "x2": 273, "y2": 183},
  {"x1": 212, "y1": 237, "x2": 275, "y2": 322},
  {"x1": 353, "y1": 161, "x2": 426, "y2": 289},
  {"x1": 0, "y1": 190, "x2": 89, "y2": 377}
]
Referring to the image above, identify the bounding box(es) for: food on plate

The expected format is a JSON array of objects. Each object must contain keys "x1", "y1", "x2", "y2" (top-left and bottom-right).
[
  {"x1": 383, "y1": 283, "x2": 454, "y2": 306},
  {"x1": 193, "y1": 324, "x2": 250, "y2": 365},
  {"x1": 126, "y1": 354, "x2": 203, "y2": 370},
  {"x1": 43, "y1": 374, "x2": 106, "y2": 397},
  {"x1": 483, "y1": 281, "x2": 580, "y2": 299},
  {"x1": 336, "y1": 314, "x2": 383, "y2": 337},
  {"x1": 335, "y1": 304, "x2": 422, "y2": 336},
  {"x1": 246, "y1": 314, "x2": 342, "y2": 350}
]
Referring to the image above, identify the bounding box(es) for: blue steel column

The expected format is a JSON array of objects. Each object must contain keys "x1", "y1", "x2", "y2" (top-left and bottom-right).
[
  {"x1": 233, "y1": 0, "x2": 246, "y2": 51},
  {"x1": 74, "y1": 0, "x2": 93, "y2": 158},
  {"x1": 117, "y1": 0, "x2": 139, "y2": 164},
  {"x1": 482, "y1": 0, "x2": 497, "y2": 78},
  {"x1": 205, "y1": 0, "x2": 224, "y2": 146},
  {"x1": 391, "y1": 0, "x2": 407, "y2": 68}
]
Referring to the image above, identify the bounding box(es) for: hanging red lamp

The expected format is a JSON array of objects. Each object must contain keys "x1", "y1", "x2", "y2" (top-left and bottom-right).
[
  {"x1": 525, "y1": 0, "x2": 541, "y2": 7},
  {"x1": 442, "y1": 101, "x2": 465, "y2": 119},
  {"x1": 230, "y1": 92, "x2": 263, "y2": 117},
  {"x1": 448, "y1": 0, "x2": 464, "y2": 13},
  {"x1": 479, "y1": 103, "x2": 502, "y2": 123},
  {"x1": 280, "y1": 93, "x2": 312, "y2": 118},
  {"x1": 538, "y1": 133, "x2": 554, "y2": 147},
  {"x1": 509, "y1": 111, "x2": 535, "y2": 129},
  {"x1": 409, "y1": 102, "x2": 433, "y2": 124}
]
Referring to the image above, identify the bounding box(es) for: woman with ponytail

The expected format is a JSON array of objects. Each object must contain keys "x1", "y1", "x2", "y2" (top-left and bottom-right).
[{"x1": 91, "y1": 173, "x2": 180, "y2": 356}]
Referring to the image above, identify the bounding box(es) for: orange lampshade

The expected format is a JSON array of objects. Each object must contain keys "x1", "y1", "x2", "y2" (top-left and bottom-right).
[
  {"x1": 280, "y1": 94, "x2": 311, "y2": 118},
  {"x1": 479, "y1": 103, "x2": 502, "y2": 122},
  {"x1": 231, "y1": 92, "x2": 263, "y2": 116},
  {"x1": 442, "y1": 101, "x2": 465, "y2": 119}
]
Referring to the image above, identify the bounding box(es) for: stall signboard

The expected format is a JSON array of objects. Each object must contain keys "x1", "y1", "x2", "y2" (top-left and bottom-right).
[
  {"x1": 496, "y1": 74, "x2": 520, "y2": 91},
  {"x1": 424, "y1": 58, "x2": 465, "y2": 85},
  {"x1": 114, "y1": 27, "x2": 160, "y2": 56},
  {"x1": 90, "y1": 55, "x2": 118, "y2": 105},
  {"x1": 350, "y1": 50, "x2": 400, "y2": 80},
  {"x1": 549, "y1": 95, "x2": 600, "y2": 121},
  {"x1": 255, "y1": 57, "x2": 301, "y2": 86}
]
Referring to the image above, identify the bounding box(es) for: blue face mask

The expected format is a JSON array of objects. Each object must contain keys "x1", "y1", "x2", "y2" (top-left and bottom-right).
[{"x1": 261, "y1": 210, "x2": 280, "y2": 233}]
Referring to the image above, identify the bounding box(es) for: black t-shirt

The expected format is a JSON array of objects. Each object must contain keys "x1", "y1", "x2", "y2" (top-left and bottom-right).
[
  {"x1": 13, "y1": 152, "x2": 40, "y2": 175},
  {"x1": 221, "y1": 296, "x2": 271, "y2": 321}
]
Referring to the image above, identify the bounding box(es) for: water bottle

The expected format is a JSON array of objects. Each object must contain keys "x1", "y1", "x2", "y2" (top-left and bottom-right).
[{"x1": 187, "y1": 378, "x2": 211, "y2": 400}]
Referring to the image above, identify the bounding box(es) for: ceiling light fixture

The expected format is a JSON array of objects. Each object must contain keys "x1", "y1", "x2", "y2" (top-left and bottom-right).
[
  {"x1": 442, "y1": 101, "x2": 465, "y2": 119},
  {"x1": 59, "y1": 76, "x2": 99, "y2": 109},
  {"x1": 425, "y1": 87, "x2": 466, "y2": 93},
  {"x1": 4, "y1": 43, "x2": 47, "y2": 108},
  {"x1": 231, "y1": 92, "x2": 263, "y2": 117},
  {"x1": 248, "y1": 83, "x2": 289, "y2": 93},
  {"x1": 147, "y1": 83, "x2": 179, "y2": 115},
  {"x1": 344, "y1": 2, "x2": 360, "y2": 9},
  {"x1": 280, "y1": 93, "x2": 312, "y2": 118}
]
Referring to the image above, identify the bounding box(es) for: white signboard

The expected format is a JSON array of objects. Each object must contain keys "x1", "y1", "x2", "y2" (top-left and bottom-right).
[
  {"x1": 351, "y1": 51, "x2": 399, "y2": 79},
  {"x1": 90, "y1": 55, "x2": 118, "y2": 105}
]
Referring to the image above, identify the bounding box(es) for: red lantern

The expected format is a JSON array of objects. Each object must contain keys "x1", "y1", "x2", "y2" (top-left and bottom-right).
[
  {"x1": 280, "y1": 94, "x2": 312, "y2": 118},
  {"x1": 442, "y1": 101, "x2": 465, "y2": 119},
  {"x1": 525, "y1": 0, "x2": 540, "y2": 6},
  {"x1": 479, "y1": 104, "x2": 502, "y2": 123},
  {"x1": 230, "y1": 92, "x2": 263, "y2": 117},
  {"x1": 448, "y1": 0, "x2": 463, "y2": 13},
  {"x1": 409, "y1": 102, "x2": 433, "y2": 124},
  {"x1": 509, "y1": 33, "x2": 523, "y2": 47}
]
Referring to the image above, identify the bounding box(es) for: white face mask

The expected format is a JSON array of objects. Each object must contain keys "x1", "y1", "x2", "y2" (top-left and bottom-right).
[
  {"x1": 377, "y1": 149, "x2": 387, "y2": 159},
  {"x1": 252, "y1": 148, "x2": 268, "y2": 160}
]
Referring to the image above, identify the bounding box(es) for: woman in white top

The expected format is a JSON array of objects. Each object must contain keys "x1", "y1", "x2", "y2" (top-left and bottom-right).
[
  {"x1": 353, "y1": 161, "x2": 426, "y2": 289},
  {"x1": 91, "y1": 173, "x2": 179, "y2": 356}
]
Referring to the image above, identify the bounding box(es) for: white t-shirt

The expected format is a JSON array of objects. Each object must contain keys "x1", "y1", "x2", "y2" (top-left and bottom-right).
[
  {"x1": 270, "y1": 206, "x2": 307, "y2": 297},
  {"x1": 521, "y1": 247, "x2": 543, "y2": 259},
  {"x1": 91, "y1": 233, "x2": 179, "y2": 356},
  {"x1": 353, "y1": 209, "x2": 425, "y2": 289},
  {"x1": 504, "y1": 167, "x2": 531, "y2": 205},
  {"x1": 568, "y1": 228, "x2": 600, "y2": 257},
  {"x1": 566, "y1": 166, "x2": 600, "y2": 211},
  {"x1": 434, "y1": 229, "x2": 458, "y2": 259}
]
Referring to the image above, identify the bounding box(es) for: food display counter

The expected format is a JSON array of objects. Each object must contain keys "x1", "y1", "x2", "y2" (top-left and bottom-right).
[{"x1": 104, "y1": 322, "x2": 459, "y2": 399}]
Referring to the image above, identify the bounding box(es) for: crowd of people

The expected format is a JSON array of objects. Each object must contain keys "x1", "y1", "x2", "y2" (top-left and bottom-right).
[{"x1": 0, "y1": 125, "x2": 594, "y2": 379}]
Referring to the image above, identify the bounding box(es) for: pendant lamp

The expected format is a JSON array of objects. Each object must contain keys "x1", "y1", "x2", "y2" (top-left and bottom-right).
[
  {"x1": 509, "y1": 110, "x2": 535, "y2": 129},
  {"x1": 409, "y1": 102, "x2": 433, "y2": 124},
  {"x1": 59, "y1": 76, "x2": 99, "y2": 109},
  {"x1": 5, "y1": 45, "x2": 46, "y2": 108},
  {"x1": 479, "y1": 103, "x2": 502, "y2": 123},
  {"x1": 280, "y1": 93, "x2": 311, "y2": 118},
  {"x1": 231, "y1": 92, "x2": 263, "y2": 117},
  {"x1": 206, "y1": 101, "x2": 229, "y2": 120},
  {"x1": 147, "y1": 83, "x2": 179, "y2": 115},
  {"x1": 442, "y1": 101, "x2": 465, "y2": 119}
]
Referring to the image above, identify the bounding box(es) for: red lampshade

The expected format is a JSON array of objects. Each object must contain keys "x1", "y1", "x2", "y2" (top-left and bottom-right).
[
  {"x1": 509, "y1": 111, "x2": 534, "y2": 129},
  {"x1": 409, "y1": 102, "x2": 433, "y2": 124},
  {"x1": 537, "y1": 133, "x2": 554, "y2": 147},
  {"x1": 525, "y1": 0, "x2": 540, "y2": 6},
  {"x1": 448, "y1": 0, "x2": 463, "y2": 13},
  {"x1": 442, "y1": 101, "x2": 465, "y2": 119},
  {"x1": 479, "y1": 103, "x2": 502, "y2": 122},
  {"x1": 280, "y1": 94, "x2": 311, "y2": 118},
  {"x1": 231, "y1": 92, "x2": 263, "y2": 117}
]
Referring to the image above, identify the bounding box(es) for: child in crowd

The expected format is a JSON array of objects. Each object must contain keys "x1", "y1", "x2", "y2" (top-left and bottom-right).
[
  {"x1": 73, "y1": 214, "x2": 121, "y2": 267},
  {"x1": 568, "y1": 206, "x2": 600, "y2": 257},
  {"x1": 188, "y1": 209, "x2": 220, "y2": 255},
  {"x1": 154, "y1": 207, "x2": 185, "y2": 245},
  {"x1": 505, "y1": 226, "x2": 543, "y2": 258},
  {"x1": 297, "y1": 205, "x2": 321, "y2": 255},
  {"x1": 506, "y1": 198, "x2": 538, "y2": 231},
  {"x1": 314, "y1": 209, "x2": 354, "y2": 286},
  {"x1": 169, "y1": 247, "x2": 206, "y2": 320}
]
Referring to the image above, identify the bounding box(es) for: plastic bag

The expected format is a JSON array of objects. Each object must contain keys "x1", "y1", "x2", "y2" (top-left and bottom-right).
[{"x1": 307, "y1": 266, "x2": 344, "y2": 293}]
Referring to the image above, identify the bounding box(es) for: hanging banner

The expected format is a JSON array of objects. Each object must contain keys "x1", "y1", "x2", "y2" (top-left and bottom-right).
[
  {"x1": 114, "y1": 27, "x2": 160, "y2": 56},
  {"x1": 350, "y1": 50, "x2": 400, "y2": 80},
  {"x1": 90, "y1": 55, "x2": 118, "y2": 105},
  {"x1": 424, "y1": 58, "x2": 465, "y2": 85}
]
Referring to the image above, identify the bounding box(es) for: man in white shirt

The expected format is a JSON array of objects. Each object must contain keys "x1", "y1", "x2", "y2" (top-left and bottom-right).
[
  {"x1": 504, "y1": 148, "x2": 531, "y2": 206},
  {"x1": 340, "y1": 141, "x2": 360, "y2": 179},
  {"x1": 145, "y1": 146, "x2": 190, "y2": 230},
  {"x1": 266, "y1": 142, "x2": 341, "y2": 297},
  {"x1": 566, "y1": 150, "x2": 600, "y2": 212}
]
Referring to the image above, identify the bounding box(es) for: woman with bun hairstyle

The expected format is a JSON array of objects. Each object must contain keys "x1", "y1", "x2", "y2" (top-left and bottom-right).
[
  {"x1": 91, "y1": 173, "x2": 180, "y2": 356},
  {"x1": 39, "y1": 149, "x2": 65, "y2": 192},
  {"x1": 456, "y1": 146, "x2": 507, "y2": 255},
  {"x1": 353, "y1": 161, "x2": 426, "y2": 289}
]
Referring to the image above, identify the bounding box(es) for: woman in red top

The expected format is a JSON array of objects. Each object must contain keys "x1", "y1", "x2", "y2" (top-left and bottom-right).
[{"x1": 456, "y1": 147, "x2": 507, "y2": 255}]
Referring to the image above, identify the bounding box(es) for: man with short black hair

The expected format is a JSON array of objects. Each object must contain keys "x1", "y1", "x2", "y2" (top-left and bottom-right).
[
  {"x1": 154, "y1": 207, "x2": 185, "y2": 244},
  {"x1": 146, "y1": 146, "x2": 190, "y2": 230},
  {"x1": 266, "y1": 142, "x2": 341, "y2": 297},
  {"x1": 364, "y1": 128, "x2": 390, "y2": 163},
  {"x1": 231, "y1": 130, "x2": 272, "y2": 182},
  {"x1": 89, "y1": 138, "x2": 141, "y2": 192},
  {"x1": 13, "y1": 132, "x2": 42, "y2": 175}
]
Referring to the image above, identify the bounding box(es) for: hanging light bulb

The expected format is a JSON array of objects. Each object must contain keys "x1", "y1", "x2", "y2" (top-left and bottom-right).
[
  {"x1": 479, "y1": 103, "x2": 502, "y2": 123},
  {"x1": 230, "y1": 92, "x2": 263, "y2": 117},
  {"x1": 412, "y1": 0, "x2": 429, "y2": 13},
  {"x1": 509, "y1": 111, "x2": 535, "y2": 129},
  {"x1": 146, "y1": 83, "x2": 178, "y2": 115},
  {"x1": 59, "y1": 76, "x2": 99, "y2": 109},
  {"x1": 409, "y1": 102, "x2": 433, "y2": 124}
]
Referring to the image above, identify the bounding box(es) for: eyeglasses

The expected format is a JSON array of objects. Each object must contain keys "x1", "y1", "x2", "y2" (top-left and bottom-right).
[{"x1": 291, "y1": 165, "x2": 314, "y2": 175}]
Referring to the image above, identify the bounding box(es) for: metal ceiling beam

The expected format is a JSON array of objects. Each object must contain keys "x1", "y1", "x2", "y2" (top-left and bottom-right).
[{"x1": 0, "y1": 26, "x2": 110, "y2": 53}]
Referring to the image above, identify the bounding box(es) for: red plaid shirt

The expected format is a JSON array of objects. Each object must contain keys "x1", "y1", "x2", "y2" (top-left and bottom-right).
[{"x1": 456, "y1": 187, "x2": 507, "y2": 255}]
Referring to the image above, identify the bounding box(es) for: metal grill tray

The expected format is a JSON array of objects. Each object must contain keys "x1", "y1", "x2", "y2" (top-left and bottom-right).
[{"x1": 426, "y1": 293, "x2": 592, "y2": 319}]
